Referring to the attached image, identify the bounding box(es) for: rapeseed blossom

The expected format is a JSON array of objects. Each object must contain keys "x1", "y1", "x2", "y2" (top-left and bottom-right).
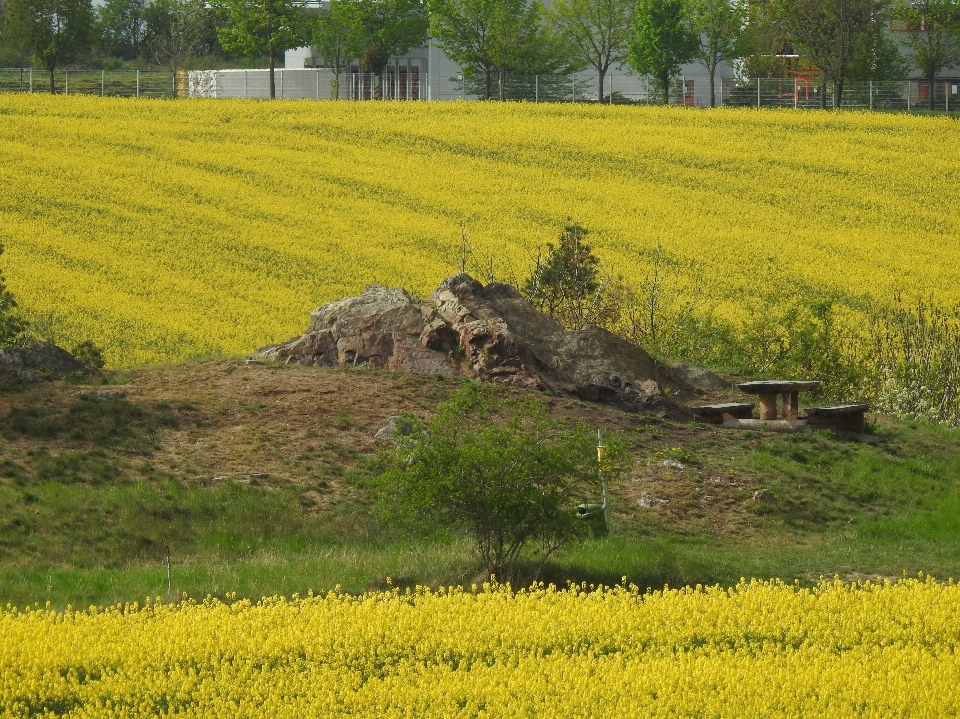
[
  {"x1": 2, "y1": 577, "x2": 958, "y2": 717},
  {"x1": 0, "y1": 96, "x2": 956, "y2": 367}
]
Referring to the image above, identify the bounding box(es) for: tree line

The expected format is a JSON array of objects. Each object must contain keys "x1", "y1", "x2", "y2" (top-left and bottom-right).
[{"x1": 1, "y1": 0, "x2": 958, "y2": 105}]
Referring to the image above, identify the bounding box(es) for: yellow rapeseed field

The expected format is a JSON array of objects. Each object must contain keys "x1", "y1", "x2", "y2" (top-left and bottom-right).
[
  {"x1": 1, "y1": 95, "x2": 958, "y2": 366},
  {"x1": 2, "y1": 577, "x2": 959, "y2": 717}
]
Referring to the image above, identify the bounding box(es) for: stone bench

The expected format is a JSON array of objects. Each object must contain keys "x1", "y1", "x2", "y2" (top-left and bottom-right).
[
  {"x1": 805, "y1": 404, "x2": 869, "y2": 433},
  {"x1": 692, "y1": 402, "x2": 755, "y2": 424}
]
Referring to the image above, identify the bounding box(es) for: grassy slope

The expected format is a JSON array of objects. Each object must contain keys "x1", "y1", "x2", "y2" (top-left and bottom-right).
[
  {"x1": 2, "y1": 361, "x2": 959, "y2": 608},
  {"x1": 2, "y1": 96, "x2": 960, "y2": 366}
]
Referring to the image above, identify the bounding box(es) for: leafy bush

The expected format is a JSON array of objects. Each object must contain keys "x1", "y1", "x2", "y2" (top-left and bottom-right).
[
  {"x1": 376, "y1": 383, "x2": 625, "y2": 582},
  {"x1": 0, "y1": 245, "x2": 28, "y2": 349}
]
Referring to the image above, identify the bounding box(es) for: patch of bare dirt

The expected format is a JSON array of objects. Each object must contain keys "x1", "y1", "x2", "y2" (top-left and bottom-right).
[{"x1": 15, "y1": 359, "x2": 780, "y2": 537}]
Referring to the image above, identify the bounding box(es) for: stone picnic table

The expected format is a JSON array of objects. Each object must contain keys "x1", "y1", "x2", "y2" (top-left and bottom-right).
[{"x1": 738, "y1": 380, "x2": 820, "y2": 420}]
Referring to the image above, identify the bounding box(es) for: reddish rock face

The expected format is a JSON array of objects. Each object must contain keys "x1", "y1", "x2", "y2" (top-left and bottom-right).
[{"x1": 250, "y1": 273, "x2": 666, "y2": 413}]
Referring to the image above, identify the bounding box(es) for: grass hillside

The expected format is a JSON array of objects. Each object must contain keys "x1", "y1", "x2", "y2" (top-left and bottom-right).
[
  {"x1": 1, "y1": 96, "x2": 959, "y2": 366},
  {"x1": 2, "y1": 361, "x2": 959, "y2": 608}
]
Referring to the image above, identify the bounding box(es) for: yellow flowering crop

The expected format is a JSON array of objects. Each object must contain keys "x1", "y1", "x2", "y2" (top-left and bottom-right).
[
  {"x1": 1, "y1": 95, "x2": 957, "y2": 367},
  {"x1": 2, "y1": 577, "x2": 959, "y2": 717}
]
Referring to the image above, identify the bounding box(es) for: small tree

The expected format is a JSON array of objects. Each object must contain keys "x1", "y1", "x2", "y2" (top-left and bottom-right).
[
  {"x1": 377, "y1": 383, "x2": 618, "y2": 582},
  {"x1": 688, "y1": 0, "x2": 753, "y2": 107},
  {"x1": 892, "y1": 0, "x2": 960, "y2": 110},
  {"x1": 213, "y1": 0, "x2": 308, "y2": 99},
  {"x1": 523, "y1": 221, "x2": 615, "y2": 331},
  {"x1": 627, "y1": 0, "x2": 699, "y2": 105}
]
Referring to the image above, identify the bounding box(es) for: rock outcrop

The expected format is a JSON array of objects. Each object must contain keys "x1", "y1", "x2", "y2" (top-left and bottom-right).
[
  {"x1": 250, "y1": 273, "x2": 667, "y2": 413},
  {"x1": 0, "y1": 342, "x2": 88, "y2": 381}
]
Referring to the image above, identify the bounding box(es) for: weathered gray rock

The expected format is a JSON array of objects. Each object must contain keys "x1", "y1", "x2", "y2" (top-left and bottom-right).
[
  {"x1": 250, "y1": 273, "x2": 668, "y2": 413},
  {"x1": 374, "y1": 415, "x2": 418, "y2": 440},
  {"x1": 752, "y1": 489, "x2": 774, "y2": 503},
  {"x1": 0, "y1": 342, "x2": 87, "y2": 376},
  {"x1": 669, "y1": 362, "x2": 728, "y2": 393},
  {"x1": 253, "y1": 285, "x2": 460, "y2": 376},
  {"x1": 78, "y1": 389, "x2": 126, "y2": 399},
  {"x1": 638, "y1": 491, "x2": 669, "y2": 507}
]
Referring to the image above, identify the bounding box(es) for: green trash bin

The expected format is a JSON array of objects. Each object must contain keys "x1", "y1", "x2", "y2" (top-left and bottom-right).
[{"x1": 576, "y1": 503, "x2": 608, "y2": 538}]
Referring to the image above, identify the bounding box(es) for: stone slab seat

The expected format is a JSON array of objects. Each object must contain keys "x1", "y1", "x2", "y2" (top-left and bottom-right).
[
  {"x1": 805, "y1": 404, "x2": 869, "y2": 433},
  {"x1": 691, "y1": 402, "x2": 755, "y2": 424}
]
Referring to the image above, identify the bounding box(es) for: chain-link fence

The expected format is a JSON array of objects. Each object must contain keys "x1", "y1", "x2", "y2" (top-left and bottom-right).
[
  {"x1": 4, "y1": 67, "x2": 959, "y2": 111},
  {"x1": 0, "y1": 69, "x2": 175, "y2": 97},
  {"x1": 721, "y1": 78, "x2": 960, "y2": 111}
]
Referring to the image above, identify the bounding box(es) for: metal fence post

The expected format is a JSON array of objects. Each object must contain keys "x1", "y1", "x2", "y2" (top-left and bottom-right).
[
  {"x1": 572, "y1": 77, "x2": 575, "y2": 102},
  {"x1": 535, "y1": 75, "x2": 538, "y2": 103},
  {"x1": 65, "y1": 70, "x2": 68, "y2": 95},
  {"x1": 794, "y1": 78, "x2": 798, "y2": 109},
  {"x1": 907, "y1": 80, "x2": 910, "y2": 111},
  {"x1": 757, "y1": 78, "x2": 760, "y2": 108},
  {"x1": 947, "y1": 82, "x2": 950, "y2": 112},
  {"x1": 317, "y1": 69, "x2": 320, "y2": 100},
  {"x1": 136, "y1": 70, "x2": 139, "y2": 98},
  {"x1": 244, "y1": 70, "x2": 248, "y2": 98},
  {"x1": 280, "y1": 69, "x2": 283, "y2": 99},
  {"x1": 869, "y1": 80, "x2": 872, "y2": 110},
  {"x1": 29, "y1": 68, "x2": 32, "y2": 93}
]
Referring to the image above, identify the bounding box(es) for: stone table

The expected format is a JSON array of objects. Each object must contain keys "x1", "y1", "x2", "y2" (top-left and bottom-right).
[{"x1": 738, "y1": 380, "x2": 820, "y2": 420}]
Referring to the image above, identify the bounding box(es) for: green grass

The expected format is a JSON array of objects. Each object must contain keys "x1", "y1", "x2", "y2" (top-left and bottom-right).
[{"x1": 4, "y1": 373, "x2": 960, "y2": 608}]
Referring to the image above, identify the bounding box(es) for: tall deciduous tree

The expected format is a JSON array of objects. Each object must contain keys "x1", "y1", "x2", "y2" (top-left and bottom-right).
[
  {"x1": 0, "y1": 0, "x2": 38, "y2": 87},
  {"x1": 212, "y1": 0, "x2": 308, "y2": 99},
  {"x1": 312, "y1": 0, "x2": 358, "y2": 98},
  {"x1": 688, "y1": 0, "x2": 752, "y2": 107},
  {"x1": 627, "y1": 0, "x2": 698, "y2": 105},
  {"x1": 96, "y1": 0, "x2": 148, "y2": 58},
  {"x1": 340, "y1": 0, "x2": 427, "y2": 75},
  {"x1": 892, "y1": 0, "x2": 960, "y2": 109},
  {"x1": 771, "y1": 0, "x2": 888, "y2": 109},
  {"x1": 427, "y1": 0, "x2": 499, "y2": 98},
  {"x1": 12, "y1": 0, "x2": 93, "y2": 92},
  {"x1": 430, "y1": 0, "x2": 571, "y2": 100},
  {"x1": 548, "y1": 0, "x2": 634, "y2": 103},
  {"x1": 144, "y1": 0, "x2": 208, "y2": 94}
]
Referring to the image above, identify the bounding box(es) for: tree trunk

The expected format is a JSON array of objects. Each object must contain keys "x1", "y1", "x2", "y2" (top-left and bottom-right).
[
  {"x1": 660, "y1": 71, "x2": 670, "y2": 105},
  {"x1": 709, "y1": 64, "x2": 716, "y2": 108},
  {"x1": 819, "y1": 76, "x2": 827, "y2": 109},
  {"x1": 598, "y1": 67, "x2": 606, "y2": 104},
  {"x1": 485, "y1": 66, "x2": 491, "y2": 100},
  {"x1": 49, "y1": 67, "x2": 56, "y2": 94},
  {"x1": 834, "y1": 78, "x2": 843, "y2": 110},
  {"x1": 499, "y1": 70, "x2": 505, "y2": 101},
  {"x1": 928, "y1": 73, "x2": 936, "y2": 110},
  {"x1": 269, "y1": 48, "x2": 276, "y2": 99}
]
